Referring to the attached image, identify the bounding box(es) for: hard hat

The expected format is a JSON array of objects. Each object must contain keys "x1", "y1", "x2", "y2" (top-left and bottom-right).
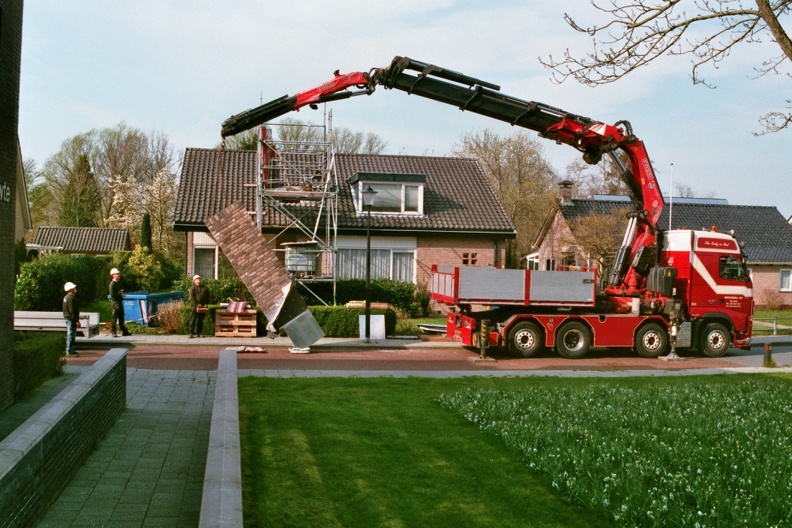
[
  {"x1": 110, "y1": 268, "x2": 120, "y2": 275},
  {"x1": 64, "y1": 282, "x2": 77, "y2": 292},
  {"x1": 193, "y1": 275, "x2": 201, "y2": 280}
]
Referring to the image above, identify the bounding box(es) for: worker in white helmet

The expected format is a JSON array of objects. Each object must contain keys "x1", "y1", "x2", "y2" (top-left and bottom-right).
[
  {"x1": 109, "y1": 268, "x2": 131, "y2": 337},
  {"x1": 62, "y1": 282, "x2": 80, "y2": 357}
]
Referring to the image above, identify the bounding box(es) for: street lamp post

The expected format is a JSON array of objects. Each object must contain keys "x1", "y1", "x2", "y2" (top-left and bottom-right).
[{"x1": 362, "y1": 185, "x2": 377, "y2": 342}]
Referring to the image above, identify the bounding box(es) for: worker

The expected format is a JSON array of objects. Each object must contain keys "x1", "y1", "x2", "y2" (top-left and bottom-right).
[
  {"x1": 62, "y1": 282, "x2": 80, "y2": 357},
  {"x1": 109, "y1": 268, "x2": 131, "y2": 337},
  {"x1": 189, "y1": 275, "x2": 211, "y2": 338}
]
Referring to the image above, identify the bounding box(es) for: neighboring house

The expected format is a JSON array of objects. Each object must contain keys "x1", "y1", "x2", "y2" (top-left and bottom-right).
[
  {"x1": 174, "y1": 148, "x2": 516, "y2": 285},
  {"x1": 15, "y1": 142, "x2": 32, "y2": 242},
  {"x1": 32, "y1": 226, "x2": 132, "y2": 257},
  {"x1": 533, "y1": 187, "x2": 792, "y2": 308}
]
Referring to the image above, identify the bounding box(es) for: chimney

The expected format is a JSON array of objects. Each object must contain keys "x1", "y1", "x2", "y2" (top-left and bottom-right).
[{"x1": 558, "y1": 180, "x2": 574, "y2": 205}]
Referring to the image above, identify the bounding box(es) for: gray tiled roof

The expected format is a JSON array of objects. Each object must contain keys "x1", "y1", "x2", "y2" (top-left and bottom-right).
[
  {"x1": 34, "y1": 226, "x2": 131, "y2": 253},
  {"x1": 555, "y1": 199, "x2": 792, "y2": 264},
  {"x1": 174, "y1": 148, "x2": 516, "y2": 237}
]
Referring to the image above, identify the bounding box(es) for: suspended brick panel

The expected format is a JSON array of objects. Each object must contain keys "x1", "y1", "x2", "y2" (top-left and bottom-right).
[
  {"x1": 205, "y1": 201, "x2": 324, "y2": 348},
  {"x1": 205, "y1": 201, "x2": 290, "y2": 312}
]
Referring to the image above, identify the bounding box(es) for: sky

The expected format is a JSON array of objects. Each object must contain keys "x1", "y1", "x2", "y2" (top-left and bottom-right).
[{"x1": 18, "y1": 1, "x2": 792, "y2": 219}]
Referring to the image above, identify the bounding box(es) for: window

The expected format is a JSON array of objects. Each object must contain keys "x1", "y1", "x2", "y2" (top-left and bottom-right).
[
  {"x1": 194, "y1": 247, "x2": 216, "y2": 279},
  {"x1": 781, "y1": 269, "x2": 792, "y2": 292},
  {"x1": 545, "y1": 258, "x2": 556, "y2": 271},
  {"x1": 336, "y1": 248, "x2": 415, "y2": 282},
  {"x1": 350, "y1": 173, "x2": 426, "y2": 215},
  {"x1": 462, "y1": 252, "x2": 478, "y2": 265}
]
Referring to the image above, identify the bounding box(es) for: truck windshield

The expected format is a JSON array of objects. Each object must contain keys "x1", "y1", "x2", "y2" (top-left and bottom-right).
[{"x1": 720, "y1": 256, "x2": 749, "y2": 282}]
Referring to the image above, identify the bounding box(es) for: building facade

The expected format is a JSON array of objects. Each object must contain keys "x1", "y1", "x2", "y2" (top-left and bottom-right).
[{"x1": 175, "y1": 149, "x2": 515, "y2": 292}]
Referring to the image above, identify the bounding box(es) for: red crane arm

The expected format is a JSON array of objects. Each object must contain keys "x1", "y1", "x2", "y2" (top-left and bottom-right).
[
  {"x1": 221, "y1": 56, "x2": 665, "y2": 293},
  {"x1": 221, "y1": 70, "x2": 373, "y2": 138}
]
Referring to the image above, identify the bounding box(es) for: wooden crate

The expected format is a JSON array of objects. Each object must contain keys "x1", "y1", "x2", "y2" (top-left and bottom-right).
[{"x1": 214, "y1": 309, "x2": 257, "y2": 338}]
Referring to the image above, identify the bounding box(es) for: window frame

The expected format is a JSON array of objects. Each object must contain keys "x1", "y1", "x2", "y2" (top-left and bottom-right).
[
  {"x1": 350, "y1": 173, "x2": 426, "y2": 216},
  {"x1": 781, "y1": 269, "x2": 792, "y2": 292}
]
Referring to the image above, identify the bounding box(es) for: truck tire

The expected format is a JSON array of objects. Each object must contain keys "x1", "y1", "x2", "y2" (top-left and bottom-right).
[
  {"x1": 508, "y1": 321, "x2": 544, "y2": 358},
  {"x1": 701, "y1": 322, "x2": 730, "y2": 357},
  {"x1": 635, "y1": 322, "x2": 668, "y2": 358},
  {"x1": 556, "y1": 321, "x2": 592, "y2": 359}
]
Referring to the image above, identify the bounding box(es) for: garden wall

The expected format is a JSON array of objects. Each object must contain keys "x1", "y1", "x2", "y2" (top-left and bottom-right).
[{"x1": 0, "y1": 349, "x2": 127, "y2": 528}]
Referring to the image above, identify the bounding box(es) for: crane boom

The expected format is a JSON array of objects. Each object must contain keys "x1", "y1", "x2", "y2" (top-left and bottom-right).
[{"x1": 221, "y1": 56, "x2": 665, "y2": 295}]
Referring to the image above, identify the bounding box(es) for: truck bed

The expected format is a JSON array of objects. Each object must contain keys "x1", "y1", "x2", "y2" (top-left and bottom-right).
[{"x1": 431, "y1": 265, "x2": 597, "y2": 307}]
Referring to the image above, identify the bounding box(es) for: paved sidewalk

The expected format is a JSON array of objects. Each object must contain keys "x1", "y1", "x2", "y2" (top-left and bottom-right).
[{"x1": 37, "y1": 368, "x2": 215, "y2": 528}]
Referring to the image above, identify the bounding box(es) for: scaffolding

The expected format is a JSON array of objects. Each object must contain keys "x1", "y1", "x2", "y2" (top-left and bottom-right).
[{"x1": 254, "y1": 123, "x2": 339, "y2": 303}]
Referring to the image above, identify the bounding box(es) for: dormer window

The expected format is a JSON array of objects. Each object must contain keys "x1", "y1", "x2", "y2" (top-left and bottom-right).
[{"x1": 350, "y1": 173, "x2": 425, "y2": 215}]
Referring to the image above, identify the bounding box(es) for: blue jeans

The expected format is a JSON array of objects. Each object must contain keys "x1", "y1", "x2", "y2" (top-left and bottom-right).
[{"x1": 65, "y1": 319, "x2": 77, "y2": 355}]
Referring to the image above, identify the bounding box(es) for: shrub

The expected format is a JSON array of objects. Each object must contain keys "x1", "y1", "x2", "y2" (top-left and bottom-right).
[
  {"x1": 156, "y1": 300, "x2": 185, "y2": 333},
  {"x1": 761, "y1": 288, "x2": 784, "y2": 310},
  {"x1": 124, "y1": 245, "x2": 164, "y2": 292},
  {"x1": 309, "y1": 306, "x2": 396, "y2": 337},
  {"x1": 14, "y1": 332, "x2": 65, "y2": 400},
  {"x1": 15, "y1": 254, "x2": 106, "y2": 311}
]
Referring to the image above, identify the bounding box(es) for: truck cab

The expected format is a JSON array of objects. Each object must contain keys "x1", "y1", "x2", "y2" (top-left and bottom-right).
[{"x1": 660, "y1": 229, "x2": 753, "y2": 351}]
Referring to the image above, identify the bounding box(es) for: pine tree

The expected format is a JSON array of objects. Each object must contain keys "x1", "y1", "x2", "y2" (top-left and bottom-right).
[{"x1": 140, "y1": 213, "x2": 152, "y2": 251}]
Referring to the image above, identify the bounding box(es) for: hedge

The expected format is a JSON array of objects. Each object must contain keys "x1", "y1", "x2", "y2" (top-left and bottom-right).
[
  {"x1": 309, "y1": 306, "x2": 397, "y2": 337},
  {"x1": 15, "y1": 254, "x2": 108, "y2": 311},
  {"x1": 13, "y1": 332, "x2": 65, "y2": 400}
]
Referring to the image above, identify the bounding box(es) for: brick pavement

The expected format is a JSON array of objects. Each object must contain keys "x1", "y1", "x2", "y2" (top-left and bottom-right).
[{"x1": 37, "y1": 368, "x2": 215, "y2": 528}]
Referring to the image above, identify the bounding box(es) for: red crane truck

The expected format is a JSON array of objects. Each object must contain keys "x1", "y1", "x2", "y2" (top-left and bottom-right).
[{"x1": 222, "y1": 56, "x2": 754, "y2": 359}]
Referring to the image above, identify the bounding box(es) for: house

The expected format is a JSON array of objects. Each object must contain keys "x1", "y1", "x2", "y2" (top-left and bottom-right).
[
  {"x1": 533, "y1": 186, "x2": 792, "y2": 308},
  {"x1": 32, "y1": 226, "x2": 132, "y2": 257},
  {"x1": 15, "y1": 142, "x2": 32, "y2": 243},
  {"x1": 174, "y1": 148, "x2": 516, "y2": 286}
]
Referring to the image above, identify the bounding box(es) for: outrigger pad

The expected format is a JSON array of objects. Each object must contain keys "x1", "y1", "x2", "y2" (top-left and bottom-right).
[{"x1": 206, "y1": 201, "x2": 325, "y2": 348}]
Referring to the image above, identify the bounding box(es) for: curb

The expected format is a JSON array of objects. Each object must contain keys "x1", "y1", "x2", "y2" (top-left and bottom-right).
[{"x1": 200, "y1": 349, "x2": 243, "y2": 528}]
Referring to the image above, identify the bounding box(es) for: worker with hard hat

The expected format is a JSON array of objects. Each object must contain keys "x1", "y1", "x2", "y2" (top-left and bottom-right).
[
  {"x1": 188, "y1": 274, "x2": 211, "y2": 338},
  {"x1": 62, "y1": 282, "x2": 80, "y2": 357},
  {"x1": 109, "y1": 268, "x2": 131, "y2": 337}
]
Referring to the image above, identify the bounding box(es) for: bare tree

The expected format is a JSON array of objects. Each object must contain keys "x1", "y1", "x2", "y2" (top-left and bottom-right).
[
  {"x1": 222, "y1": 119, "x2": 388, "y2": 154},
  {"x1": 330, "y1": 127, "x2": 388, "y2": 154},
  {"x1": 674, "y1": 181, "x2": 716, "y2": 198},
  {"x1": 455, "y1": 129, "x2": 558, "y2": 267},
  {"x1": 564, "y1": 151, "x2": 631, "y2": 198},
  {"x1": 221, "y1": 128, "x2": 260, "y2": 150},
  {"x1": 142, "y1": 168, "x2": 179, "y2": 252},
  {"x1": 565, "y1": 207, "x2": 632, "y2": 269},
  {"x1": 541, "y1": 0, "x2": 792, "y2": 132}
]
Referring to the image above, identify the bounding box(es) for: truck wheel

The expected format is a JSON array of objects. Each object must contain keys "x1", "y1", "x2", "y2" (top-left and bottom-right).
[
  {"x1": 508, "y1": 321, "x2": 544, "y2": 358},
  {"x1": 635, "y1": 323, "x2": 668, "y2": 358},
  {"x1": 701, "y1": 322, "x2": 730, "y2": 357},
  {"x1": 556, "y1": 321, "x2": 592, "y2": 359}
]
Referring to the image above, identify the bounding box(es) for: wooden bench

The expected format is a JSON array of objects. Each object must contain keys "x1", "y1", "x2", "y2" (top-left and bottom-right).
[{"x1": 14, "y1": 311, "x2": 101, "y2": 338}]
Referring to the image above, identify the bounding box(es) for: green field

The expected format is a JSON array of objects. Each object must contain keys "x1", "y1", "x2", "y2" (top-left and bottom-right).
[{"x1": 239, "y1": 374, "x2": 792, "y2": 528}]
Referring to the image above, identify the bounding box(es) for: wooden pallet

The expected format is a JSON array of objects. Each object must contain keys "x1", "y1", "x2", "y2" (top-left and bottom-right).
[{"x1": 214, "y1": 309, "x2": 257, "y2": 338}]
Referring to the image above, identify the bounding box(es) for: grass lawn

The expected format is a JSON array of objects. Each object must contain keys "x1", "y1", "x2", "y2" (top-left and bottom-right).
[
  {"x1": 238, "y1": 373, "x2": 792, "y2": 527},
  {"x1": 753, "y1": 309, "x2": 792, "y2": 335},
  {"x1": 239, "y1": 376, "x2": 610, "y2": 528}
]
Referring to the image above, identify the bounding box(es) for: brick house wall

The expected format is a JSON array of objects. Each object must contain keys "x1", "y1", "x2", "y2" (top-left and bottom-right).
[
  {"x1": 535, "y1": 212, "x2": 584, "y2": 270},
  {"x1": 185, "y1": 231, "x2": 506, "y2": 290},
  {"x1": 416, "y1": 237, "x2": 504, "y2": 284},
  {"x1": 751, "y1": 265, "x2": 792, "y2": 309},
  {"x1": 0, "y1": 0, "x2": 24, "y2": 412}
]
